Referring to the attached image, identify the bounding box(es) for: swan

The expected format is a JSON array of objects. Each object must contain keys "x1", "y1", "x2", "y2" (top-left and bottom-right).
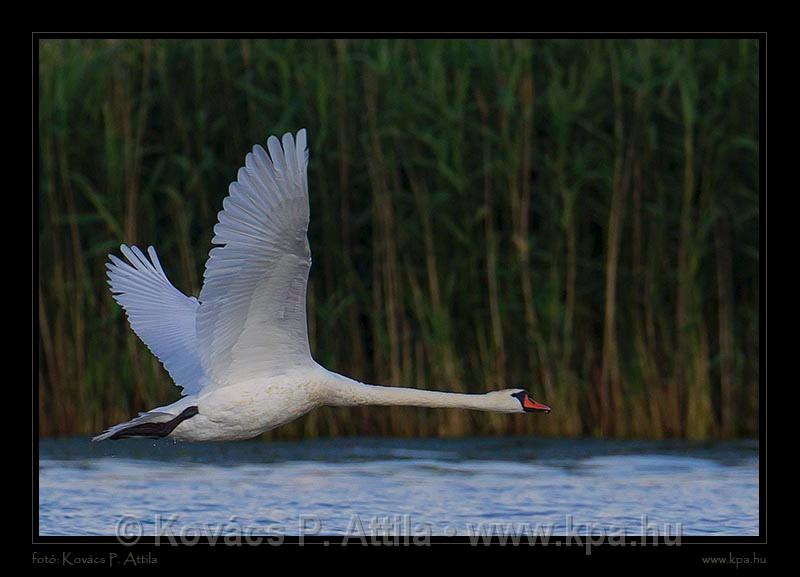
[{"x1": 93, "y1": 130, "x2": 551, "y2": 442}]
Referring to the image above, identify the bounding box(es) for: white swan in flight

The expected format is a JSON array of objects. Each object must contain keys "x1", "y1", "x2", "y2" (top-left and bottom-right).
[{"x1": 93, "y1": 130, "x2": 551, "y2": 442}]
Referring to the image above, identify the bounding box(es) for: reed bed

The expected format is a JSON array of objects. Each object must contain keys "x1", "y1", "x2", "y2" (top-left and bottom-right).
[{"x1": 37, "y1": 38, "x2": 759, "y2": 439}]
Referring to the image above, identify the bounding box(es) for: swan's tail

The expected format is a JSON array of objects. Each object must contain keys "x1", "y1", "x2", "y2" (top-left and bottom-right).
[{"x1": 92, "y1": 406, "x2": 198, "y2": 442}]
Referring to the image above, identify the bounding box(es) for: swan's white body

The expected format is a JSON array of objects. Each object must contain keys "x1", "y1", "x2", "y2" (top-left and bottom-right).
[{"x1": 94, "y1": 130, "x2": 550, "y2": 442}]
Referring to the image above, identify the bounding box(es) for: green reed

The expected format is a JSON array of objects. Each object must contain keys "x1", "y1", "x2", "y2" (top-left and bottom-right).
[{"x1": 38, "y1": 38, "x2": 759, "y2": 439}]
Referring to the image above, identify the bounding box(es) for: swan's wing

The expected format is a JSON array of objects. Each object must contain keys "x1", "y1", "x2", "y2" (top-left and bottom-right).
[
  {"x1": 107, "y1": 245, "x2": 209, "y2": 395},
  {"x1": 196, "y1": 129, "x2": 313, "y2": 385}
]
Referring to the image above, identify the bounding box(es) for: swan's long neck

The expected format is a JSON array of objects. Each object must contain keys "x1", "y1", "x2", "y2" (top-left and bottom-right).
[{"x1": 319, "y1": 371, "x2": 500, "y2": 412}]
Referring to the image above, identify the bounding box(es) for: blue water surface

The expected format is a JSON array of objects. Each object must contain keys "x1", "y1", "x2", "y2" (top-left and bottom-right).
[{"x1": 38, "y1": 437, "x2": 759, "y2": 537}]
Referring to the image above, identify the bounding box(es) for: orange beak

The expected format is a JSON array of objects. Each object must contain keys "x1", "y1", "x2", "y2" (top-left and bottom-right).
[{"x1": 522, "y1": 395, "x2": 551, "y2": 413}]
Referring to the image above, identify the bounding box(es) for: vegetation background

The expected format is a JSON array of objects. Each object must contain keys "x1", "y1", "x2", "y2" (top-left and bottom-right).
[{"x1": 38, "y1": 38, "x2": 760, "y2": 439}]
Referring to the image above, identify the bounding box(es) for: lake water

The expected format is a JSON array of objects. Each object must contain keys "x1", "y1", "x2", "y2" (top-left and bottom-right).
[{"x1": 38, "y1": 437, "x2": 759, "y2": 538}]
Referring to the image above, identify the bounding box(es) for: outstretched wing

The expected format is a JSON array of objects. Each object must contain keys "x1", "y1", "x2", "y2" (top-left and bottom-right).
[
  {"x1": 107, "y1": 245, "x2": 209, "y2": 395},
  {"x1": 196, "y1": 129, "x2": 314, "y2": 385}
]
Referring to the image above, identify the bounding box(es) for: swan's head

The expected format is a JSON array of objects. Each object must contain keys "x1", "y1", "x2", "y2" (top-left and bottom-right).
[{"x1": 491, "y1": 389, "x2": 551, "y2": 414}]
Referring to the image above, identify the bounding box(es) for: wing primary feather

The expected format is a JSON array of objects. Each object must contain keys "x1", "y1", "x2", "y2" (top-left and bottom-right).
[
  {"x1": 147, "y1": 246, "x2": 168, "y2": 280},
  {"x1": 266, "y1": 136, "x2": 286, "y2": 177},
  {"x1": 295, "y1": 128, "x2": 307, "y2": 173},
  {"x1": 283, "y1": 132, "x2": 297, "y2": 176}
]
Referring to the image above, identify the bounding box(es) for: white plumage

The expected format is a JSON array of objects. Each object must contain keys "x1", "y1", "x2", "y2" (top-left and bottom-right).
[
  {"x1": 94, "y1": 129, "x2": 550, "y2": 442},
  {"x1": 106, "y1": 246, "x2": 207, "y2": 394}
]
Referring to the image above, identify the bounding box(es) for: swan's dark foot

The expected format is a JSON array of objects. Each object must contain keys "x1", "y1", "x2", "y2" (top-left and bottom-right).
[{"x1": 109, "y1": 406, "x2": 199, "y2": 440}]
